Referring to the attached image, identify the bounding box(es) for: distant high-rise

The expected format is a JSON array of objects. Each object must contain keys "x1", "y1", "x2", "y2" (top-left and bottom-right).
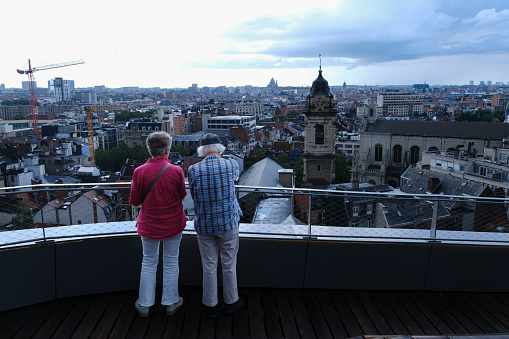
[
  {"x1": 480, "y1": 81, "x2": 485, "y2": 86},
  {"x1": 469, "y1": 81, "x2": 474, "y2": 86},
  {"x1": 487, "y1": 81, "x2": 492, "y2": 86},
  {"x1": 166, "y1": 91, "x2": 176, "y2": 100},
  {"x1": 22, "y1": 81, "x2": 34, "y2": 91},
  {"x1": 342, "y1": 81, "x2": 346, "y2": 98},
  {"x1": 0, "y1": 83, "x2": 5, "y2": 91},
  {"x1": 48, "y1": 78, "x2": 73, "y2": 102},
  {"x1": 94, "y1": 85, "x2": 106, "y2": 93}
]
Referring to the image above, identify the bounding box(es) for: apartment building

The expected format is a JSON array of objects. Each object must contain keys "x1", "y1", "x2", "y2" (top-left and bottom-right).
[
  {"x1": 377, "y1": 93, "x2": 424, "y2": 117},
  {"x1": 226, "y1": 101, "x2": 264, "y2": 117}
]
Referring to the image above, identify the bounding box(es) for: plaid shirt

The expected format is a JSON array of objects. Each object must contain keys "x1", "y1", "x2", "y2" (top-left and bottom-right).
[{"x1": 188, "y1": 155, "x2": 242, "y2": 234}]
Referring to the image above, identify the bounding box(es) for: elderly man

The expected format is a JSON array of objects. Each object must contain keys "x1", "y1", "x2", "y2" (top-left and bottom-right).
[{"x1": 188, "y1": 133, "x2": 243, "y2": 319}]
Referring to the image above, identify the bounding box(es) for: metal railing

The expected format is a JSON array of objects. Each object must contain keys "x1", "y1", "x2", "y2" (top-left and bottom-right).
[{"x1": 1, "y1": 182, "x2": 509, "y2": 247}]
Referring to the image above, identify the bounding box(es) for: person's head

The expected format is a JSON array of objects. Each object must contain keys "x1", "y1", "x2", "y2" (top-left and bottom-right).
[
  {"x1": 197, "y1": 133, "x2": 225, "y2": 157},
  {"x1": 146, "y1": 131, "x2": 172, "y2": 158}
]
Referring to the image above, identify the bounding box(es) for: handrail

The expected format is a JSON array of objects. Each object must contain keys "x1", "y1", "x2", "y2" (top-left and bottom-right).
[{"x1": 1, "y1": 183, "x2": 509, "y2": 249}]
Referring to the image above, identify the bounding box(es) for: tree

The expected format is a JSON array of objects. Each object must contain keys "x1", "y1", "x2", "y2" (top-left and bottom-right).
[
  {"x1": 12, "y1": 200, "x2": 33, "y2": 230},
  {"x1": 1, "y1": 99, "x2": 30, "y2": 106},
  {"x1": 251, "y1": 148, "x2": 266, "y2": 164},
  {"x1": 171, "y1": 144, "x2": 197, "y2": 156},
  {"x1": 275, "y1": 153, "x2": 290, "y2": 168},
  {"x1": 334, "y1": 155, "x2": 351, "y2": 184},
  {"x1": 294, "y1": 156, "x2": 304, "y2": 187},
  {"x1": 115, "y1": 110, "x2": 155, "y2": 122},
  {"x1": 95, "y1": 143, "x2": 150, "y2": 172}
]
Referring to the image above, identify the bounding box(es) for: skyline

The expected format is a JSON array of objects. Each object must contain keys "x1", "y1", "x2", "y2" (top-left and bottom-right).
[{"x1": 2, "y1": 0, "x2": 509, "y2": 89}]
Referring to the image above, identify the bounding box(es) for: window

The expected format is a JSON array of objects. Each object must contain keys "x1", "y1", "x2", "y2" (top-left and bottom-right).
[
  {"x1": 410, "y1": 146, "x2": 420, "y2": 164},
  {"x1": 317, "y1": 164, "x2": 321, "y2": 172},
  {"x1": 367, "y1": 204, "x2": 373, "y2": 215},
  {"x1": 375, "y1": 144, "x2": 383, "y2": 162},
  {"x1": 315, "y1": 125, "x2": 324, "y2": 144},
  {"x1": 353, "y1": 206, "x2": 359, "y2": 216},
  {"x1": 392, "y1": 145, "x2": 402, "y2": 163},
  {"x1": 366, "y1": 219, "x2": 373, "y2": 228}
]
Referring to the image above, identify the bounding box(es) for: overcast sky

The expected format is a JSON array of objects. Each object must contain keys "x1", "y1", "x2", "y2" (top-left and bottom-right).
[{"x1": 2, "y1": 0, "x2": 509, "y2": 89}]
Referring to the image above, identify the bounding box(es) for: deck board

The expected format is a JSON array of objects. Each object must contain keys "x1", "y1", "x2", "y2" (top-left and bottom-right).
[
  {"x1": 2, "y1": 287, "x2": 509, "y2": 338},
  {"x1": 315, "y1": 290, "x2": 349, "y2": 339}
]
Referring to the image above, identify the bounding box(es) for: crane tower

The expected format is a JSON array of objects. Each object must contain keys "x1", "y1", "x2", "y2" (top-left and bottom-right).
[{"x1": 17, "y1": 59, "x2": 84, "y2": 137}]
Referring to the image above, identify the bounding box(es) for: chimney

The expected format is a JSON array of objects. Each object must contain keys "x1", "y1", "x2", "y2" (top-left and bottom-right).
[
  {"x1": 351, "y1": 180, "x2": 360, "y2": 189},
  {"x1": 427, "y1": 177, "x2": 440, "y2": 193}
]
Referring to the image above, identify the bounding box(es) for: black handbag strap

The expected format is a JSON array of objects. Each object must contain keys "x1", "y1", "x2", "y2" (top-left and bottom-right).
[{"x1": 142, "y1": 163, "x2": 170, "y2": 203}]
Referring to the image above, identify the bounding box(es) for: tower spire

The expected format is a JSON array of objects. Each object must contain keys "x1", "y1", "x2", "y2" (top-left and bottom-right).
[{"x1": 319, "y1": 54, "x2": 322, "y2": 71}]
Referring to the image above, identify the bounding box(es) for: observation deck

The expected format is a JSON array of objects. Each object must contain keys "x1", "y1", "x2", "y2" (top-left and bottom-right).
[{"x1": 1, "y1": 183, "x2": 509, "y2": 338}]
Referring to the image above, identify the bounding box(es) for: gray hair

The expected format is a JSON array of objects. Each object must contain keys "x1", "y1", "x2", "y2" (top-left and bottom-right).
[
  {"x1": 197, "y1": 143, "x2": 225, "y2": 157},
  {"x1": 146, "y1": 131, "x2": 172, "y2": 157}
]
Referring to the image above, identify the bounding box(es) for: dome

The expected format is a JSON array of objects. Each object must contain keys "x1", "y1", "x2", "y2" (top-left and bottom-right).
[{"x1": 309, "y1": 68, "x2": 331, "y2": 97}]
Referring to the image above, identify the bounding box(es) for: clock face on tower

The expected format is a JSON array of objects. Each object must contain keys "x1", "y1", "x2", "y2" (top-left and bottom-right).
[{"x1": 314, "y1": 96, "x2": 325, "y2": 108}]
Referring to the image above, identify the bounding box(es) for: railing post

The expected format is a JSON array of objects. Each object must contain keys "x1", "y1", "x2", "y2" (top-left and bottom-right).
[
  {"x1": 308, "y1": 194, "x2": 312, "y2": 236},
  {"x1": 429, "y1": 200, "x2": 439, "y2": 242}
]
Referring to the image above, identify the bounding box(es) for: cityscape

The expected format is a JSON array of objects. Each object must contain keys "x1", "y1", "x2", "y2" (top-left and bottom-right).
[
  {"x1": 3, "y1": 1, "x2": 509, "y2": 336},
  {"x1": 0, "y1": 68, "x2": 509, "y2": 230}
]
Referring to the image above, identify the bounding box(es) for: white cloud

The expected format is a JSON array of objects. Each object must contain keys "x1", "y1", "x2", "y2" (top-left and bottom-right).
[{"x1": 2, "y1": 0, "x2": 509, "y2": 88}]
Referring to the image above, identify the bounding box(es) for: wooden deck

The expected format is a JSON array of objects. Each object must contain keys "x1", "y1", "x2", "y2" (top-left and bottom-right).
[{"x1": 2, "y1": 286, "x2": 509, "y2": 338}]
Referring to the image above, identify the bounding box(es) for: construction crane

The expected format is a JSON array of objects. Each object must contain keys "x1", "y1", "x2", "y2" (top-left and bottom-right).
[
  {"x1": 17, "y1": 59, "x2": 85, "y2": 137},
  {"x1": 85, "y1": 107, "x2": 96, "y2": 167}
]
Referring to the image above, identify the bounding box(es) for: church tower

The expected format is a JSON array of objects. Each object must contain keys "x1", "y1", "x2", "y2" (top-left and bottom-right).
[{"x1": 302, "y1": 67, "x2": 337, "y2": 187}]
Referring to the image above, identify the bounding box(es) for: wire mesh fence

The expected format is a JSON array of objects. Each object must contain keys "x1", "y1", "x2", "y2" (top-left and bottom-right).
[{"x1": 1, "y1": 182, "x2": 509, "y2": 247}]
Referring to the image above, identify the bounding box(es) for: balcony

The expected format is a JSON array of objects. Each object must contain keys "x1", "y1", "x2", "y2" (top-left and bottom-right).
[{"x1": 1, "y1": 183, "x2": 509, "y2": 337}]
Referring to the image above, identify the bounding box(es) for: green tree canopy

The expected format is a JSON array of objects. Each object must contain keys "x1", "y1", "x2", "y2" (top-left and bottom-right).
[
  {"x1": 275, "y1": 153, "x2": 290, "y2": 168},
  {"x1": 115, "y1": 110, "x2": 155, "y2": 122},
  {"x1": 333, "y1": 155, "x2": 351, "y2": 184},
  {"x1": 454, "y1": 109, "x2": 505, "y2": 123},
  {"x1": 95, "y1": 143, "x2": 150, "y2": 172},
  {"x1": 1, "y1": 99, "x2": 32, "y2": 106},
  {"x1": 171, "y1": 144, "x2": 197, "y2": 156},
  {"x1": 294, "y1": 156, "x2": 304, "y2": 187},
  {"x1": 12, "y1": 200, "x2": 33, "y2": 230},
  {"x1": 251, "y1": 148, "x2": 266, "y2": 164}
]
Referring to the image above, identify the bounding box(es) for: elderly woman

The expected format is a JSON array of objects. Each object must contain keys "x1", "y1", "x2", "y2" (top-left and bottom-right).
[{"x1": 129, "y1": 131, "x2": 187, "y2": 317}]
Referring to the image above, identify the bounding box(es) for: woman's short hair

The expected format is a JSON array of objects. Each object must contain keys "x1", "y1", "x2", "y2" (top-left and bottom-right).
[
  {"x1": 146, "y1": 132, "x2": 172, "y2": 157},
  {"x1": 197, "y1": 143, "x2": 225, "y2": 157}
]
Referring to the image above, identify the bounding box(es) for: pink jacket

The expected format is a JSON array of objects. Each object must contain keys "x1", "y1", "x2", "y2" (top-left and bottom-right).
[{"x1": 129, "y1": 157, "x2": 187, "y2": 239}]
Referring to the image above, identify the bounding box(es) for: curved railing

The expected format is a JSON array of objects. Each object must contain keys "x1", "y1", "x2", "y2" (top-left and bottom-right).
[{"x1": 1, "y1": 182, "x2": 509, "y2": 248}]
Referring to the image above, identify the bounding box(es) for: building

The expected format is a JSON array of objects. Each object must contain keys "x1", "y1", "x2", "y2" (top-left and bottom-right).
[
  {"x1": 352, "y1": 119, "x2": 509, "y2": 187},
  {"x1": 377, "y1": 93, "x2": 424, "y2": 117},
  {"x1": 226, "y1": 101, "x2": 264, "y2": 117},
  {"x1": 49, "y1": 78, "x2": 73, "y2": 102},
  {"x1": 419, "y1": 144, "x2": 509, "y2": 197},
  {"x1": 202, "y1": 115, "x2": 256, "y2": 138},
  {"x1": 302, "y1": 67, "x2": 337, "y2": 187},
  {"x1": 123, "y1": 119, "x2": 171, "y2": 148},
  {"x1": 77, "y1": 91, "x2": 98, "y2": 104}
]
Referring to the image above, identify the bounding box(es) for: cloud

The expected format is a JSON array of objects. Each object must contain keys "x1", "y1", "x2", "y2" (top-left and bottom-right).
[{"x1": 206, "y1": 1, "x2": 509, "y2": 70}]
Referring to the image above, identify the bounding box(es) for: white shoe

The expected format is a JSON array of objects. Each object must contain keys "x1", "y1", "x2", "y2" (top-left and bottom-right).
[
  {"x1": 166, "y1": 297, "x2": 183, "y2": 315},
  {"x1": 135, "y1": 299, "x2": 149, "y2": 317}
]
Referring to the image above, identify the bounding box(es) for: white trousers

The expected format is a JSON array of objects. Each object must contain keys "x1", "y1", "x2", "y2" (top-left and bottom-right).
[
  {"x1": 139, "y1": 233, "x2": 182, "y2": 307},
  {"x1": 197, "y1": 227, "x2": 239, "y2": 307}
]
